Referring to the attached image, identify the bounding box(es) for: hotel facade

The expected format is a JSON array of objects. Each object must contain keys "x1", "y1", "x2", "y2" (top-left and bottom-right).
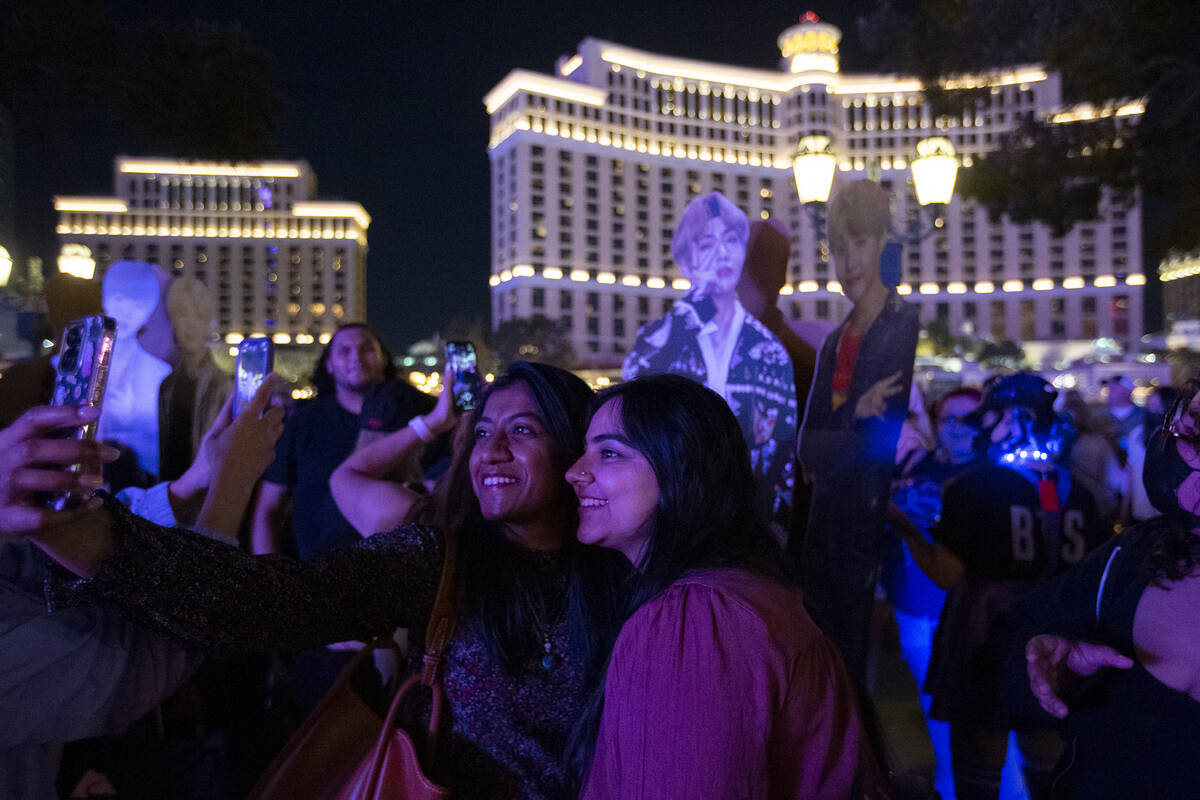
[
  {"x1": 54, "y1": 157, "x2": 370, "y2": 346},
  {"x1": 484, "y1": 18, "x2": 1145, "y2": 370}
]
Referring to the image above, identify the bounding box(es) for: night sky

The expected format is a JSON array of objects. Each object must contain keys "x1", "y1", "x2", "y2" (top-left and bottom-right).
[{"x1": 19, "y1": 1, "x2": 875, "y2": 352}]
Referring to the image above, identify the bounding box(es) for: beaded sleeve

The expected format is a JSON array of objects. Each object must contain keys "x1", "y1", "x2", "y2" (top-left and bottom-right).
[{"x1": 46, "y1": 494, "x2": 443, "y2": 657}]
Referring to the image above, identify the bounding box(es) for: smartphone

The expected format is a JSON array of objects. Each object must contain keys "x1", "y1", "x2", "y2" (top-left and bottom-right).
[
  {"x1": 445, "y1": 341, "x2": 481, "y2": 412},
  {"x1": 234, "y1": 337, "x2": 274, "y2": 417},
  {"x1": 48, "y1": 315, "x2": 117, "y2": 509}
]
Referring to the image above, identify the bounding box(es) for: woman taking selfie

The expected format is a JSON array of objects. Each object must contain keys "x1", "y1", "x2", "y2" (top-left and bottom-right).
[
  {"x1": 20, "y1": 362, "x2": 627, "y2": 800},
  {"x1": 566, "y1": 375, "x2": 882, "y2": 799}
]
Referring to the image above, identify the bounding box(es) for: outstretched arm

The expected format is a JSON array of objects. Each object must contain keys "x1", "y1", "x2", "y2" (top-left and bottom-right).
[{"x1": 331, "y1": 369, "x2": 459, "y2": 535}]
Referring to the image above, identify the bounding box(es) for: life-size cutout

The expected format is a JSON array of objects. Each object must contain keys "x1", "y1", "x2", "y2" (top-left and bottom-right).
[
  {"x1": 97, "y1": 260, "x2": 172, "y2": 477},
  {"x1": 622, "y1": 192, "x2": 798, "y2": 539},
  {"x1": 157, "y1": 277, "x2": 232, "y2": 481},
  {"x1": 797, "y1": 179, "x2": 919, "y2": 683}
]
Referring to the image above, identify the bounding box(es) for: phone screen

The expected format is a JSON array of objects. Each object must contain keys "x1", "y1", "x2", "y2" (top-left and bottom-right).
[
  {"x1": 446, "y1": 341, "x2": 481, "y2": 412},
  {"x1": 234, "y1": 337, "x2": 274, "y2": 417}
]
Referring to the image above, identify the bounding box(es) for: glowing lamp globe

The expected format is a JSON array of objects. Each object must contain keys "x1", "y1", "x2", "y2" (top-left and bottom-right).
[
  {"x1": 57, "y1": 243, "x2": 96, "y2": 280},
  {"x1": 0, "y1": 245, "x2": 11, "y2": 287},
  {"x1": 911, "y1": 137, "x2": 958, "y2": 206},
  {"x1": 792, "y1": 135, "x2": 837, "y2": 204}
]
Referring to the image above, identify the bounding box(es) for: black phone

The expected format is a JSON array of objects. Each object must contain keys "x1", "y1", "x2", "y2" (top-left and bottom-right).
[
  {"x1": 234, "y1": 337, "x2": 274, "y2": 417},
  {"x1": 445, "y1": 341, "x2": 482, "y2": 412},
  {"x1": 48, "y1": 315, "x2": 117, "y2": 509}
]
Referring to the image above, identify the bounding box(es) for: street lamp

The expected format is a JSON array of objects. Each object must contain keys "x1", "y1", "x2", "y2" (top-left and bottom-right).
[
  {"x1": 792, "y1": 135, "x2": 836, "y2": 204},
  {"x1": 57, "y1": 243, "x2": 96, "y2": 280},
  {"x1": 792, "y1": 135, "x2": 959, "y2": 243},
  {"x1": 0, "y1": 245, "x2": 11, "y2": 287},
  {"x1": 910, "y1": 136, "x2": 958, "y2": 206}
]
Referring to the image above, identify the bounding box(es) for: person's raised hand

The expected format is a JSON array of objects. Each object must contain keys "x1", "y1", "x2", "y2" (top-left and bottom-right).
[
  {"x1": 424, "y1": 366, "x2": 462, "y2": 437},
  {"x1": 207, "y1": 374, "x2": 285, "y2": 486},
  {"x1": 855, "y1": 370, "x2": 904, "y2": 420},
  {"x1": 1025, "y1": 634, "x2": 1133, "y2": 719},
  {"x1": 0, "y1": 405, "x2": 119, "y2": 538}
]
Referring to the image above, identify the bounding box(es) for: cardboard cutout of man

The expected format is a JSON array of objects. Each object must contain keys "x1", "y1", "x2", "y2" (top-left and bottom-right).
[
  {"x1": 157, "y1": 277, "x2": 233, "y2": 481},
  {"x1": 798, "y1": 179, "x2": 919, "y2": 682},
  {"x1": 97, "y1": 261, "x2": 172, "y2": 478},
  {"x1": 623, "y1": 191, "x2": 797, "y2": 538}
]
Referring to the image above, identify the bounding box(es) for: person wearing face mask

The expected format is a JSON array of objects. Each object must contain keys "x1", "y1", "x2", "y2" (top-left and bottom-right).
[
  {"x1": 999, "y1": 376, "x2": 1200, "y2": 799},
  {"x1": 883, "y1": 386, "x2": 983, "y2": 799},
  {"x1": 622, "y1": 191, "x2": 798, "y2": 539},
  {"x1": 565, "y1": 375, "x2": 883, "y2": 799},
  {"x1": 797, "y1": 179, "x2": 919, "y2": 684}
]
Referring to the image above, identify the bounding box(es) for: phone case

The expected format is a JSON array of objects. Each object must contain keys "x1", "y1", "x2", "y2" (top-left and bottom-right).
[{"x1": 49, "y1": 315, "x2": 117, "y2": 509}]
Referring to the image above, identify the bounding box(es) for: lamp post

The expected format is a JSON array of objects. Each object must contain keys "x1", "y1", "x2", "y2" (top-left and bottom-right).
[{"x1": 792, "y1": 135, "x2": 959, "y2": 244}]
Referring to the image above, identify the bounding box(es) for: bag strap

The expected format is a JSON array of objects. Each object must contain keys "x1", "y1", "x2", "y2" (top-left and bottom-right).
[
  {"x1": 420, "y1": 525, "x2": 459, "y2": 686},
  {"x1": 359, "y1": 527, "x2": 457, "y2": 794}
]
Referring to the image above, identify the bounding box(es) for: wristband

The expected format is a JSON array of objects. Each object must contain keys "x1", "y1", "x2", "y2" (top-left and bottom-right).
[{"x1": 408, "y1": 414, "x2": 435, "y2": 443}]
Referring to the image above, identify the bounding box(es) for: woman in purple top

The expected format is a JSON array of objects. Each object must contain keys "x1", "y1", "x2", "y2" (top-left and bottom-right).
[
  {"x1": 20, "y1": 362, "x2": 628, "y2": 800},
  {"x1": 565, "y1": 375, "x2": 884, "y2": 799}
]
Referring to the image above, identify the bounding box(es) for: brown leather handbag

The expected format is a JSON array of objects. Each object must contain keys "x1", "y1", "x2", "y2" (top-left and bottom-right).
[{"x1": 249, "y1": 528, "x2": 458, "y2": 800}]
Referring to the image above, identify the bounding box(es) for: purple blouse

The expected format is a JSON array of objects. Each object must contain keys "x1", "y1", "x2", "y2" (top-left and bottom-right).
[{"x1": 581, "y1": 568, "x2": 877, "y2": 799}]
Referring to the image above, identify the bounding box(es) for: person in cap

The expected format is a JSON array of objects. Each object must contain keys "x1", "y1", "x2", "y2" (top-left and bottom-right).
[
  {"x1": 622, "y1": 191, "x2": 798, "y2": 540},
  {"x1": 892, "y1": 372, "x2": 1109, "y2": 800}
]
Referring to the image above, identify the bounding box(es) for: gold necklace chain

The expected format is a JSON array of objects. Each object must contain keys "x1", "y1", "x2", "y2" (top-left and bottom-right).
[{"x1": 524, "y1": 587, "x2": 568, "y2": 671}]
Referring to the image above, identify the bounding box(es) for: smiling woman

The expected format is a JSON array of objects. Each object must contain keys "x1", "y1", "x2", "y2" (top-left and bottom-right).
[
  {"x1": 566, "y1": 375, "x2": 884, "y2": 799},
  {"x1": 19, "y1": 361, "x2": 630, "y2": 800}
]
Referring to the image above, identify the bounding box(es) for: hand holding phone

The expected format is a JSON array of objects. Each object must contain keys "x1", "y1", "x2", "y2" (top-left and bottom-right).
[
  {"x1": 234, "y1": 337, "x2": 275, "y2": 418},
  {"x1": 445, "y1": 341, "x2": 482, "y2": 412},
  {"x1": 47, "y1": 315, "x2": 117, "y2": 510}
]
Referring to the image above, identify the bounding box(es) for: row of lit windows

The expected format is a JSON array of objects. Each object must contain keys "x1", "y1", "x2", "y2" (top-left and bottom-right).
[
  {"x1": 126, "y1": 176, "x2": 301, "y2": 212},
  {"x1": 493, "y1": 288, "x2": 1133, "y2": 352}
]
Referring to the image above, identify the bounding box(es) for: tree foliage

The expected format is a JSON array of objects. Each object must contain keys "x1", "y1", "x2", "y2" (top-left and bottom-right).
[
  {"x1": 487, "y1": 317, "x2": 577, "y2": 372},
  {"x1": 859, "y1": 0, "x2": 1200, "y2": 256}
]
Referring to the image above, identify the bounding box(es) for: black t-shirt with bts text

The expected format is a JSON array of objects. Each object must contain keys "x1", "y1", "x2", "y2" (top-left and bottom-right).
[
  {"x1": 933, "y1": 462, "x2": 1107, "y2": 581},
  {"x1": 262, "y1": 393, "x2": 361, "y2": 560}
]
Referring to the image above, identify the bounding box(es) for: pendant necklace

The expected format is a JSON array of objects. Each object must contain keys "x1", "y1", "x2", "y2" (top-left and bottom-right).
[{"x1": 525, "y1": 588, "x2": 567, "y2": 671}]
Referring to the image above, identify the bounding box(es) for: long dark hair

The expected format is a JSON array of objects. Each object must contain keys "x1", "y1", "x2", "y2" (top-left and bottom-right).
[
  {"x1": 1144, "y1": 375, "x2": 1200, "y2": 585},
  {"x1": 310, "y1": 322, "x2": 398, "y2": 396},
  {"x1": 431, "y1": 362, "x2": 628, "y2": 674},
  {"x1": 567, "y1": 375, "x2": 793, "y2": 785}
]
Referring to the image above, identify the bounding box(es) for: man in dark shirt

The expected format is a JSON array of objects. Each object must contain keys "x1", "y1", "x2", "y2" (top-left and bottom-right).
[
  {"x1": 250, "y1": 323, "x2": 394, "y2": 715},
  {"x1": 252, "y1": 323, "x2": 390, "y2": 558}
]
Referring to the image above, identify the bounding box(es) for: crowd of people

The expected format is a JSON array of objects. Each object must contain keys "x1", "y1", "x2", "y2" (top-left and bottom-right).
[{"x1": 1, "y1": 179, "x2": 1198, "y2": 800}]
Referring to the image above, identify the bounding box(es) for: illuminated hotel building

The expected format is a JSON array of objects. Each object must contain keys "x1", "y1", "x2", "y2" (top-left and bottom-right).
[
  {"x1": 1159, "y1": 251, "x2": 1200, "y2": 325},
  {"x1": 54, "y1": 157, "x2": 370, "y2": 346},
  {"x1": 484, "y1": 18, "x2": 1145, "y2": 369}
]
